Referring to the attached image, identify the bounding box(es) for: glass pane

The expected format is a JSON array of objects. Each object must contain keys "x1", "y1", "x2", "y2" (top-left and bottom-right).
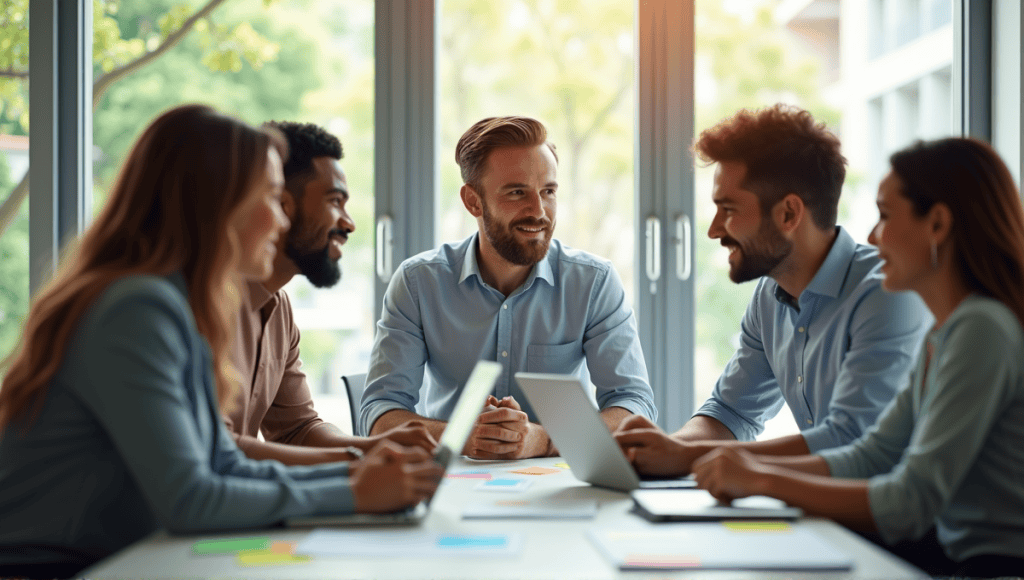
[
  {"x1": 90, "y1": 0, "x2": 375, "y2": 431},
  {"x1": 694, "y1": 0, "x2": 953, "y2": 439},
  {"x1": 0, "y1": 0, "x2": 30, "y2": 365},
  {"x1": 439, "y1": 0, "x2": 636, "y2": 306}
]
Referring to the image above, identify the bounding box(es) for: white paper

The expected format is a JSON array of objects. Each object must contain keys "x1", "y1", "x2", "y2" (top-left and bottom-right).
[{"x1": 462, "y1": 498, "x2": 598, "y2": 519}]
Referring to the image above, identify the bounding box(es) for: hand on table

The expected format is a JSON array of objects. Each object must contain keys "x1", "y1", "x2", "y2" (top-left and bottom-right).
[
  {"x1": 365, "y1": 420, "x2": 437, "y2": 453},
  {"x1": 463, "y1": 395, "x2": 539, "y2": 459},
  {"x1": 614, "y1": 418, "x2": 697, "y2": 477},
  {"x1": 691, "y1": 447, "x2": 770, "y2": 503},
  {"x1": 351, "y1": 441, "x2": 444, "y2": 514}
]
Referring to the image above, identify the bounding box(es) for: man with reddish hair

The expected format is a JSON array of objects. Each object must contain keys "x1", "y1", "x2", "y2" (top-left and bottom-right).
[
  {"x1": 616, "y1": 104, "x2": 931, "y2": 474},
  {"x1": 361, "y1": 116, "x2": 656, "y2": 459}
]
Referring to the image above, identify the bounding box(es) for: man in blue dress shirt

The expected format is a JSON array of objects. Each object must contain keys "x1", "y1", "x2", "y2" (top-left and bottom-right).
[
  {"x1": 361, "y1": 116, "x2": 656, "y2": 459},
  {"x1": 616, "y1": 105, "x2": 931, "y2": 475}
]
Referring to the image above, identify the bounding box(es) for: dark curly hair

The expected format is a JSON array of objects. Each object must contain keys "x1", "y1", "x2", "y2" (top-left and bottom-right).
[
  {"x1": 262, "y1": 120, "x2": 343, "y2": 199},
  {"x1": 694, "y1": 104, "x2": 846, "y2": 230}
]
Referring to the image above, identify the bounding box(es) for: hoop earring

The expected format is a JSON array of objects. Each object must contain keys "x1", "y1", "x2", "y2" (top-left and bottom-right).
[{"x1": 930, "y1": 241, "x2": 939, "y2": 270}]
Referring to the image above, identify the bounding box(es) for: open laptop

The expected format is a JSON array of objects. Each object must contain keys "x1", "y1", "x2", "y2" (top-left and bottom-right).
[
  {"x1": 286, "y1": 360, "x2": 502, "y2": 527},
  {"x1": 515, "y1": 372, "x2": 697, "y2": 492}
]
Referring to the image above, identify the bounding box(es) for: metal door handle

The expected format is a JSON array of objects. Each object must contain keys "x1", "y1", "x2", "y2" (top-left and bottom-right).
[
  {"x1": 674, "y1": 213, "x2": 692, "y2": 281},
  {"x1": 645, "y1": 216, "x2": 661, "y2": 294},
  {"x1": 376, "y1": 215, "x2": 394, "y2": 282}
]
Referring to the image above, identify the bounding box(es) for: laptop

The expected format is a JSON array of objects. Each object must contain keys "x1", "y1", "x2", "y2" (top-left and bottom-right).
[
  {"x1": 631, "y1": 489, "x2": 803, "y2": 521},
  {"x1": 515, "y1": 372, "x2": 697, "y2": 492},
  {"x1": 286, "y1": 360, "x2": 502, "y2": 527}
]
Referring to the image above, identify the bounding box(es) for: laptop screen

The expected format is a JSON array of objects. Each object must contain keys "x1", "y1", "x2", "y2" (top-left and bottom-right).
[{"x1": 436, "y1": 360, "x2": 502, "y2": 458}]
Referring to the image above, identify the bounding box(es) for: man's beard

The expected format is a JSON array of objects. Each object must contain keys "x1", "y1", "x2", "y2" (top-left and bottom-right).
[
  {"x1": 481, "y1": 203, "x2": 553, "y2": 266},
  {"x1": 723, "y1": 218, "x2": 792, "y2": 283},
  {"x1": 284, "y1": 210, "x2": 343, "y2": 289}
]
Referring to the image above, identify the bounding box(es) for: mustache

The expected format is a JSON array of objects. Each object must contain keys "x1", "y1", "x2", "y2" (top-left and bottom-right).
[
  {"x1": 720, "y1": 236, "x2": 739, "y2": 248},
  {"x1": 329, "y1": 228, "x2": 350, "y2": 240},
  {"x1": 510, "y1": 217, "x2": 552, "y2": 229}
]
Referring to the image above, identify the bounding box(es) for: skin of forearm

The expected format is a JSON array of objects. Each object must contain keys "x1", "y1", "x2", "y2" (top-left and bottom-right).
[
  {"x1": 599, "y1": 406, "x2": 635, "y2": 431},
  {"x1": 687, "y1": 433, "x2": 811, "y2": 459},
  {"x1": 235, "y1": 435, "x2": 355, "y2": 466},
  {"x1": 672, "y1": 414, "x2": 738, "y2": 441},
  {"x1": 370, "y1": 409, "x2": 447, "y2": 440},
  {"x1": 301, "y1": 422, "x2": 364, "y2": 448},
  {"x1": 760, "y1": 466, "x2": 876, "y2": 532}
]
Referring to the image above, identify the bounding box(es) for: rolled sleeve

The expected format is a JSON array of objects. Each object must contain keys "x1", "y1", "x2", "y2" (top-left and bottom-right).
[
  {"x1": 802, "y1": 287, "x2": 928, "y2": 452},
  {"x1": 696, "y1": 285, "x2": 783, "y2": 441},
  {"x1": 361, "y1": 265, "x2": 428, "y2": 434},
  {"x1": 584, "y1": 267, "x2": 656, "y2": 421}
]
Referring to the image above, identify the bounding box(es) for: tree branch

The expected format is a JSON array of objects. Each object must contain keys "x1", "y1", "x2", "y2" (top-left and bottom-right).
[
  {"x1": 0, "y1": 171, "x2": 29, "y2": 238},
  {"x1": 0, "y1": 68, "x2": 28, "y2": 79},
  {"x1": 92, "y1": 0, "x2": 227, "y2": 105}
]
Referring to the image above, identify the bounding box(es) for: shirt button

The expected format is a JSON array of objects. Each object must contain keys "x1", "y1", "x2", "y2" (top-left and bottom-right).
[
  {"x1": 503, "y1": 304, "x2": 508, "y2": 310},
  {"x1": 502, "y1": 351, "x2": 508, "y2": 358},
  {"x1": 797, "y1": 376, "x2": 803, "y2": 383},
  {"x1": 798, "y1": 327, "x2": 805, "y2": 333},
  {"x1": 806, "y1": 419, "x2": 813, "y2": 425}
]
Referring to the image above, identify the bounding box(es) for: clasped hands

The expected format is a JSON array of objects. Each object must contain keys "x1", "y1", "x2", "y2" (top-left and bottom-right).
[
  {"x1": 613, "y1": 415, "x2": 770, "y2": 502},
  {"x1": 462, "y1": 395, "x2": 548, "y2": 459}
]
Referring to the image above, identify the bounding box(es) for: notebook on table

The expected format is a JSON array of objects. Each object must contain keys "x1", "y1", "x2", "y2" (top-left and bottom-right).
[
  {"x1": 630, "y1": 488, "x2": 803, "y2": 522},
  {"x1": 285, "y1": 360, "x2": 502, "y2": 527},
  {"x1": 515, "y1": 372, "x2": 697, "y2": 492}
]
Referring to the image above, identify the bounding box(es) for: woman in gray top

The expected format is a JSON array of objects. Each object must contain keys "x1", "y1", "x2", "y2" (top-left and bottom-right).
[
  {"x1": 0, "y1": 105, "x2": 442, "y2": 579},
  {"x1": 689, "y1": 138, "x2": 1024, "y2": 578}
]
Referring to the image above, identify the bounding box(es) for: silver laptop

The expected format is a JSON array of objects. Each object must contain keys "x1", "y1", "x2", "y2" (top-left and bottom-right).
[
  {"x1": 515, "y1": 372, "x2": 696, "y2": 492},
  {"x1": 631, "y1": 489, "x2": 803, "y2": 521},
  {"x1": 286, "y1": 360, "x2": 502, "y2": 527}
]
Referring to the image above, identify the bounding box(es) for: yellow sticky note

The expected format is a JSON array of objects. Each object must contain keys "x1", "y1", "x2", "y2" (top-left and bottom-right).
[
  {"x1": 723, "y1": 521, "x2": 792, "y2": 532},
  {"x1": 236, "y1": 549, "x2": 311, "y2": 567},
  {"x1": 554, "y1": 462, "x2": 570, "y2": 469}
]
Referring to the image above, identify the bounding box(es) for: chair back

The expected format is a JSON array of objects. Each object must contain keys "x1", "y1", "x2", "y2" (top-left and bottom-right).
[{"x1": 342, "y1": 373, "x2": 367, "y2": 436}]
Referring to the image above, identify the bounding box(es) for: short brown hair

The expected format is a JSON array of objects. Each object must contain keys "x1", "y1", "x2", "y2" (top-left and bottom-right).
[
  {"x1": 891, "y1": 137, "x2": 1024, "y2": 327},
  {"x1": 694, "y1": 104, "x2": 846, "y2": 230},
  {"x1": 455, "y1": 116, "x2": 558, "y2": 188}
]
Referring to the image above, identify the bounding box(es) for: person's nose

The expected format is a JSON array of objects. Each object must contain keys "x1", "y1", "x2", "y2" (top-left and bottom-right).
[
  {"x1": 338, "y1": 209, "x2": 355, "y2": 234},
  {"x1": 275, "y1": 204, "x2": 290, "y2": 234},
  {"x1": 524, "y1": 190, "x2": 545, "y2": 220},
  {"x1": 867, "y1": 223, "x2": 879, "y2": 246},
  {"x1": 708, "y1": 211, "x2": 724, "y2": 240}
]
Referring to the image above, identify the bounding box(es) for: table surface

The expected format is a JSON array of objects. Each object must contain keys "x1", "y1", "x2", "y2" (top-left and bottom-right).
[{"x1": 82, "y1": 456, "x2": 926, "y2": 580}]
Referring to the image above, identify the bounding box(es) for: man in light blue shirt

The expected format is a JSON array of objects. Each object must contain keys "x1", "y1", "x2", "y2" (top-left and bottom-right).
[
  {"x1": 362, "y1": 116, "x2": 656, "y2": 459},
  {"x1": 616, "y1": 105, "x2": 930, "y2": 473}
]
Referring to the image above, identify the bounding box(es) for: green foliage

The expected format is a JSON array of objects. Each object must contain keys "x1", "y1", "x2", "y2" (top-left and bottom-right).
[
  {"x1": 0, "y1": 0, "x2": 29, "y2": 134},
  {"x1": 0, "y1": 153, "x2": 28, "y2": 362}
]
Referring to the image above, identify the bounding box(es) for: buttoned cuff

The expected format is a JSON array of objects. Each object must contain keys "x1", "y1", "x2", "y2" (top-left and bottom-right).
[
  {"x1": 800, "y1": 424, "x2": 841, "y2": 454},
  {"x1": 601, "y1": 396, "x2": 658, "y2": 422}
]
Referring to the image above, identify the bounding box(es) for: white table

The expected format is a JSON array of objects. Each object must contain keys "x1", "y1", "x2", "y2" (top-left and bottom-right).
[{"x1": 82, "y1": 456, "x2": 926, "y2": 579}]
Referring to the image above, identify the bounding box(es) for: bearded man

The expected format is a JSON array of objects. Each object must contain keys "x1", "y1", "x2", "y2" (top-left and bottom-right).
[
  {"x1": 224, "y1": 121, "x2": 435, "y2": 465},
  {"x1": 614, "y1": 105, "x2": 932, "y2": 476},
  {"x1": 361, "y1": 116, "x2": 656, "y2": 459}
]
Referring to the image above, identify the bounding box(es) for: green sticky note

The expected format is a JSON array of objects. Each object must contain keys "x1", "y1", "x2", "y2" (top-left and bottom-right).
[{"x1": 192, "y1": 536, "x2": 271, "y2": 555}]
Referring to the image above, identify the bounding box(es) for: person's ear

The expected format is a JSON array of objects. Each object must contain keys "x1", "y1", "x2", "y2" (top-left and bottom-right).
[
  {"x1": 461, "y1": 184, "x2": 484, "y2": 218},
  {"x1": 281, "y1": 188, "x2": 298, "y2": 221},
  {"x1": 773, "y1": 193, "x2": 805, "y2": 234},
  {"x1": 930, "y1": 202, "x2": 953, "y2": 245}
]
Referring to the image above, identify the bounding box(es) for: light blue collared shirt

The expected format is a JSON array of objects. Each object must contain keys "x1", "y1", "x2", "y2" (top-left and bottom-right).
[
  {"x1": 360, "y1": 234, "x2": 656, "y2": 434},
  {"x1": 695, "y1": 227, "x2": 932, "y2": 452}
]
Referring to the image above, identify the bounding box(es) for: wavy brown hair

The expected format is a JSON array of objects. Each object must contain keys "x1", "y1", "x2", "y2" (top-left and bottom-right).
[
  {"x1": 455, "y1": 116, "x2": 558, "y2": 189},
  {"x1": 890, "y1": 137, "x2": 1024, "y2": 327},
  {"x1": 0, "y1": 104, "x2": 286, "y2": 429}
]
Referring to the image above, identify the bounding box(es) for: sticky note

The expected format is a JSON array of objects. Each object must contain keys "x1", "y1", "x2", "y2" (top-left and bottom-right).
[
  {"x1": 554, "y1": 462, "x2": 570, "y2": 469},
  {"x1": 624, "y1": 554, "x2": 701, "y2": 568},
  {"x1": 476, "y1": 478, "x2": 532, "y2": 491},
  {"x1": 437, "y1": 535, "x2": 509, "y2": 548},
  {"x1": 723, "y1": 521, "x2": 792, "y2": 532},
  {"x1": 192, "y1": 536, "x2": 270, "y2": 555},
  {"x1": 510, "y1": 466, "x2": 560, "y2": 476},
  {"x1": 236, "y1": 550, "x2": 311, "y2": 567},
  {"x1": 447, "y1": 469, "x2": 492, "y2": 480}
]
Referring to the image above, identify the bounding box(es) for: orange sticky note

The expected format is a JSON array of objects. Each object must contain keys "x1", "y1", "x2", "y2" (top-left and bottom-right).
[{"x1": 510, "y1": 466, "x2": 560, "y2": 476}]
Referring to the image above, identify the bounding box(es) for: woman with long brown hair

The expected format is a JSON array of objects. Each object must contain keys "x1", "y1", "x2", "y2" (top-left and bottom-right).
[
  {"x1": 0, "y1": 105, "x2": 441, "y2": 579},
  {"x1": 683, "y1": 137, "x2": 1024, "y2": 577}
]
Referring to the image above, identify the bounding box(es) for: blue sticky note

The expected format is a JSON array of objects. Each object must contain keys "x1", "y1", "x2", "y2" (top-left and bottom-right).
[
  {"x1": 487, "y1": 479, "x2": 523, "y2": 486},
  {"x1": 437, "y1": 535, "x2": 509, "y2": 548}
]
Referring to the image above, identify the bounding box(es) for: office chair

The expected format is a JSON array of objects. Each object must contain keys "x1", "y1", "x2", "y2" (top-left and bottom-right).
[{"x1": 341, "y1": 373, "x2": 367, "y2": 436}]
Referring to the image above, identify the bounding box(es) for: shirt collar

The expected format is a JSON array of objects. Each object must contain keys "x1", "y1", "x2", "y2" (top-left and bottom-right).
[
  {"x1": 458, "y1": 232, "x2": 556, "y2": 290},
  {"x1": 773, "y1": 226, "x2": 856, "y2": 306},
  {"x1": 245, "y1": 280, "x2": 275, "y2": 311}
]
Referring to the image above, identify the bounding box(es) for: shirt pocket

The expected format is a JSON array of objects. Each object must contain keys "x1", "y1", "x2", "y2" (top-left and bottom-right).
[{"x1": 526, "y1": 341, "x2": 584, "y2": 375}]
